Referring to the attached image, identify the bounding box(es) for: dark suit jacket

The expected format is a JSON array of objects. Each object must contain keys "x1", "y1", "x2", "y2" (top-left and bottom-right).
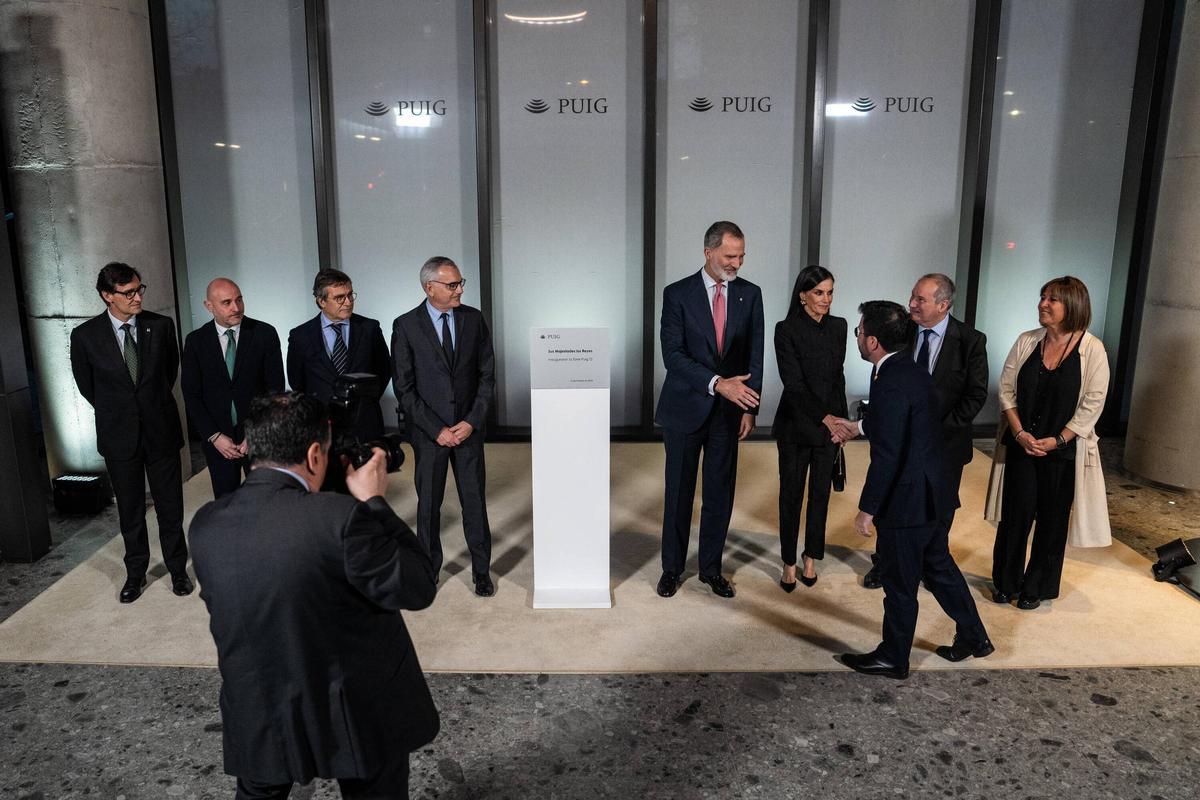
[
  {"x1": 655, "y1": 272, "x2": 765, "y2": 433},
  {"x1": 69, "y1": 309, "x2": 184, "y2": 460},
  {"x1": 859, "y1": 353, "x2": 957, "y2": 528},
  {"x1": 181, "y1": 317, "x2": 285, "y2": 442},
  {"x1": 286, "y1": 313, "x2": 391, "y2": 439},
  {"x1": 915, "y1": 315, "x2": 988, "y2": 465},
  {"x1": 190, "y1": 468, "x2": 439, "y2": 784},
  {"x1": 773, "y1": 312, "x2": 848, "y2": 445},
  {"x1": 390, "y1": 302, "x2": 495, "y2": 442}
]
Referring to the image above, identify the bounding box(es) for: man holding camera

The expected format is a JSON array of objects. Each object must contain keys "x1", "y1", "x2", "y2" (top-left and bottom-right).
[
  {"x1": 391, "y1": 256, "x2": 496, "y2": 596},
  {"x1": 190, "y1": 392, "x2": 439, "y2": 798}
]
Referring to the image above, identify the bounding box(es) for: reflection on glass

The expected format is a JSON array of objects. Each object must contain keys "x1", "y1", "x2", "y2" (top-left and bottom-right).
[{"x1": 503, "y1": 11, "x2": 588, "y2": 25}]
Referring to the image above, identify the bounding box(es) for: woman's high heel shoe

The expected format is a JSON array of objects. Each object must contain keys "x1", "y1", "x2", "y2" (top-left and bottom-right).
[
  {"x1": 780, "y1": 565, "x2": 798, "y2": 593},
  {"x1": 799, "y1": 557, "x2": 818, "y2": 587}
]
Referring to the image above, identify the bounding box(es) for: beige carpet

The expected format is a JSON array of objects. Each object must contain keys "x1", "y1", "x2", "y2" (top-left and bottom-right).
[{"x1": 2, "y1": 442, "x2": 1198, "y2": 673}]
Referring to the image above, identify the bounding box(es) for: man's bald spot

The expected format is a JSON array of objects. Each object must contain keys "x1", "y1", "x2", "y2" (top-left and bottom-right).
[{"x1": 206, "y1": 277, "x2": 240, "y2": 300}]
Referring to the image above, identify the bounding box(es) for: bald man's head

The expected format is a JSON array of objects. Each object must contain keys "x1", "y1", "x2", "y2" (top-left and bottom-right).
[{"x1": 204, "y1": 278, "x2": 245, "y2": 328}]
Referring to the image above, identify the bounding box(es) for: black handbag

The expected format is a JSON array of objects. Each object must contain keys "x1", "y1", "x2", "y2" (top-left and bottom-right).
[{"x1": 832, "y1": 445, "x2": 846, "y2": 493}]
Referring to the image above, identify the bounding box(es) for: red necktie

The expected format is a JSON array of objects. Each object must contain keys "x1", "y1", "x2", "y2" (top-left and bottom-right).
[{"x1": 713, "y1": 281, "x2": 726, "y2": 355}]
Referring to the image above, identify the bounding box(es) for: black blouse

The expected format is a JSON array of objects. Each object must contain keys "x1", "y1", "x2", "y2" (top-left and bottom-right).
[
  {"x1": 773, "y1": 312, "x2": 848, "y2": 445},
  {"x1": 1003, "y1": 336, "x2": 1082, "y2": 461}
]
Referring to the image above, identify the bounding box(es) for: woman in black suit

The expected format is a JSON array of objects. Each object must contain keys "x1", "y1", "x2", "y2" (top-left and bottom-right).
[{"x1": 774, "y1": 265, "x2": 847, "y2": 590}]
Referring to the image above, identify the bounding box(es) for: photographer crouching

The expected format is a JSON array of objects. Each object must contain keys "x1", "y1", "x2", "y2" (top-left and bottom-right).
[{"x1": 190, "y1": 391, "x2": 438, "y2": 799}]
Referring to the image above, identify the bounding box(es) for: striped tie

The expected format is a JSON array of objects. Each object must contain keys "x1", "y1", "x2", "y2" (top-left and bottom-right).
[
  {"x1": 330, "y1": 323, "x2": 349, "y2": 374},
  {"x1": 120, "y1": 323, "x2": 138, "y2": 383}
]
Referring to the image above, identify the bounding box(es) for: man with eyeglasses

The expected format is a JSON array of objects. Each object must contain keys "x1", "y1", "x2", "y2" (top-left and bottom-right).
[
  {"x1": 390, "y1": 256, "x2": 496, "y2": 596},
  {"x1": 286, "y1": 269, "x2": 391, "y2": 441},
  {"x1": 70, "y1": 261, "x2": 192, "y2": 603}
]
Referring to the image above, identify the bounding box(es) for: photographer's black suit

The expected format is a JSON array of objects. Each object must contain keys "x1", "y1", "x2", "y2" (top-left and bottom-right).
[
  {"x1": 181, "y1": 317, "x2": 284, "y2": 497},
  {"x1": 860, "y1": 353, "x2": 986, "y2": 668},
  {"x1": 286, "y1": 313, "x2": 391, "y2": 440},
  {"x1": 391, "y1": 302, "x2": 495, "y2": 575},
  {"x1": 69, "y1": 310, "x2": 188, "y2": 580},
  {"x1": 190, "y1": 468, "x2": 439, "y2": 794}
]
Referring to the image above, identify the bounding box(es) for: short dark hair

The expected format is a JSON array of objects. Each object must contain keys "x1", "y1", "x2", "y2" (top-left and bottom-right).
[
  {"x1": 859, "y1": 300, "x2": 915, "y2": 353},
  {"x1": 1040, "y1": 275, "x2": 1092, "y2": 332},
  {"x1": 787, "y1": 264, "x2": 835, "y2": 319},
  {"x1": 312, "y1": 269, "x2": 353, "y2": 301},
  {"x1": 96, "y1": 262, "x2": 141, "y2": 297},
  {"x1": 703, "y1": 221, "x2": 744, "y2": 250},
  {"x1": 244, "y1": 392, "x2": 329, "y2": 467}
]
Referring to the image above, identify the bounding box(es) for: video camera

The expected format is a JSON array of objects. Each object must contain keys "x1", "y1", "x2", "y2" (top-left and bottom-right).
[{"x1": 323, "y1": 373, "x2": 405, "y2": 492}]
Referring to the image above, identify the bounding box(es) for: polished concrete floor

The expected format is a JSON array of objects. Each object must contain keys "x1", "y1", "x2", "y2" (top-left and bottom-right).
[{"x1": 2, "y1": 439, "x2": 1198, "y2": 798}]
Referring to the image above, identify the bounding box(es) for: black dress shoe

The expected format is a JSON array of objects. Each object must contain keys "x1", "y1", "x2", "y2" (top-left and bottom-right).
[
  {"x1": 935, "y1": 635, "x2": 995, "y2": 663},
  {"x1": 698, "y1": 573, "x2": 735, "y2": 598},
  {"x1": 473, "y1": 572, "x2": 495, "y2": 597},
  {"x1": 862, "y1": 564, "x2": 882, "y2": 589},
  {"x1": 779, "y1": 577, "x2": 797, "y2": 593},
  {"x1": 171, "y1": 575, "x2": 194, "y2": 596},
  {"x1": 1016, "y1": 596, "x2": 1040, "y2": 610},
  {"x1": 991, "y1": 590, "x2": 1012, "y2": 604},
  {"x1": 119, "y1": 576, "x2": 147, "y2": 604},
  {"x1": 799, "y1": 557, "x2": 818, "y2": 587},
  {"x1": 656, "y1": 572, "x2": 680, "y2": 598},
  {"x1": 841, "y1": 651, "x2": 909, "y2": 680}
]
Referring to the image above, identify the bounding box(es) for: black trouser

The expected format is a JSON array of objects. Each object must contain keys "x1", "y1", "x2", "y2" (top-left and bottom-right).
[
  {"x1": 411, "y1": 432, "x2": 492, "y2": 576},
  {"x1": 876, "y1": 519, "x2": 988, "y2": 669},
  {"x1": 870, "y1": 460, "x2": 965, "y2": 572},
  {"x1": 234, "y1": 754, "x2": 409, "y2": 799},
  {"x1": 203, "y1": 439, "x2": 249, "y2": 499},
  {"x1": 105, "y1": 445, "x2": 188, "y2": 579},
  {"x1": 992, "y1": 449, "x2": 1075, "y2": 600},
  {"x1": 661, "y1": 404, "x2": 740, "y2": 578},
  {"x1": 777, "y1": 439, "x2": 837, "y2": 563}
]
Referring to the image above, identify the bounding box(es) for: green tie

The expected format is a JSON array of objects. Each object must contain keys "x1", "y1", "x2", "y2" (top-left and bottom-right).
[
  {"x1": 225, "y1": 328, "x2": 237, "y2": 425},
  {"x1": 120, "y1": 323, "x2": 138, "y2": 383}
]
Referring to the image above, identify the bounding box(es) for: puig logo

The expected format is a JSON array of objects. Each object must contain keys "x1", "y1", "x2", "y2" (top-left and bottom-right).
[
  {"x1": 525, "y1": 98, "x2": 609, "y2": 114},
  {"x1": 365, "y1": 101, "x2": 390, "y2": 116},
  {"x1": 688, "y1": 96, "x2": 772, "y2": 112}
]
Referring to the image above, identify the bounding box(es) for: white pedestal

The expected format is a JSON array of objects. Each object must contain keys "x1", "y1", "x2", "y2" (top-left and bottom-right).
[{"x1": 530, "y1": 329, "x2": 611, "y2": 609}]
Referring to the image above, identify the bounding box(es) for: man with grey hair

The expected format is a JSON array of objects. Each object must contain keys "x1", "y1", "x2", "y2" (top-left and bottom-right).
[
  {"x1": 391, "y1": 256, "x2": 496, "y2": 596},
  {"x1": 861, "y1": 272, "x2": 988, "y2": 589}
]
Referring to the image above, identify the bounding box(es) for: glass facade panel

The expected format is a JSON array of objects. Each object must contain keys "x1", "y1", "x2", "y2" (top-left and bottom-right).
[
  {"x1": 491, "y1": 1, "x2": 644, "y2": 426},
  {"x1": 165, "y1": 0, "x2": 318, "y2": 341},
  {"x1": 974, "y1": 0, "x2": 1141, "y2": 421},
  {"x1": 327, "y1": 0, "x2": 479, "y2": 425},
  {"x1": 654, "y1": 0, "x2": 809, "y2": 428},
  {"x1": 822, "y1": 0, "x2": 974, "y2": 402}
]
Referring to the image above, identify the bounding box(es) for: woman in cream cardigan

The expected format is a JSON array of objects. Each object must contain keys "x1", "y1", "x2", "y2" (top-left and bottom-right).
[{"x1": 984, "y1": 276, "x2": 1111, "y2": 610}]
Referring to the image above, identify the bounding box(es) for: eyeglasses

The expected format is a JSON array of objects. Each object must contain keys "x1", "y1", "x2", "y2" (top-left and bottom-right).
[
  {"x1": 326, "y1": 291, "x2": 357, "y2": 305},
  {"x1": 853, "y1": 325, "x2": 861, "y2": 337},
  {"x1": 429, "y1": 278, "x2": 466, "y2": 292},
  {"x1": 111, "y1": 284, "x2": 148, "y2": 300}
]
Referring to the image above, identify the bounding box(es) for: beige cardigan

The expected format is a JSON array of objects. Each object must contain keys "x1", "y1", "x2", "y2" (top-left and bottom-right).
[{"x1": 984, "y1": 328, "x2": 1111, "y2": 548}]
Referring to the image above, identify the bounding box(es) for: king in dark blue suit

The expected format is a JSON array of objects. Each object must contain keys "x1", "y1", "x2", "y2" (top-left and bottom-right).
[
  {"x1": 655, "y1": 221, "x2": 764, "y2": 599},
  {"x1": 838, "y1": 301, "x2": 992, "y2": 678}
]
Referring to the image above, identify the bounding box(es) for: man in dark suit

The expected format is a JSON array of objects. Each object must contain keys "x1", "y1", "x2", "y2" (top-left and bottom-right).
[
  {"x1": 190, "y1": 392, "x2": 438, "y2": 798},
  {"x1": 181, "y1": 278, "x2": 285, "y2": 498},
  {"x1": 391, "y1": 256, "x2": 495, "y2": 596},
  {"x1": 655, "y1": 221, "x2": 764, "y2": 599},
  {"x1": 69, "y1": 262, "x2": 192, "y2": 602},
  {"x1": 286, "y1": 269, "x2": 391, "y2": 440},
  {"x1": 862, "y1": 273, "x2": 988, "y2": 589},
  {"x1": 837, "y1": 301, "x2": 992, "y2": 679}
]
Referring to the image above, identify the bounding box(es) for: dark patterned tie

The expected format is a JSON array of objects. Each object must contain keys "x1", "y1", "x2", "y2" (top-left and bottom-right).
[
  {"x1": 440, "y1": 312, "x2": 455, "y2": 365},
  {"x1": 916, "y1": 328, "x2": 933, "y2": 373},
  {"x1": 330, "y1": 322, "x2": 348, "y2": 374},
  {"x1": 120, "y1": 323, "x2": 138, "y2": 383},
  {"x1": 225, "y1": 329, "x2": 238, "y2": 425}
]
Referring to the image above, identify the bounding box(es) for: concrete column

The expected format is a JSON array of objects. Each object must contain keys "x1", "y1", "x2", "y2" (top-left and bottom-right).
[
  {"x1": 0, "y1": 0, "x2": 188, "y2": 476},
  {"x1": 1125, "y1": 0, "x2": 1200, "y2": 489}
]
